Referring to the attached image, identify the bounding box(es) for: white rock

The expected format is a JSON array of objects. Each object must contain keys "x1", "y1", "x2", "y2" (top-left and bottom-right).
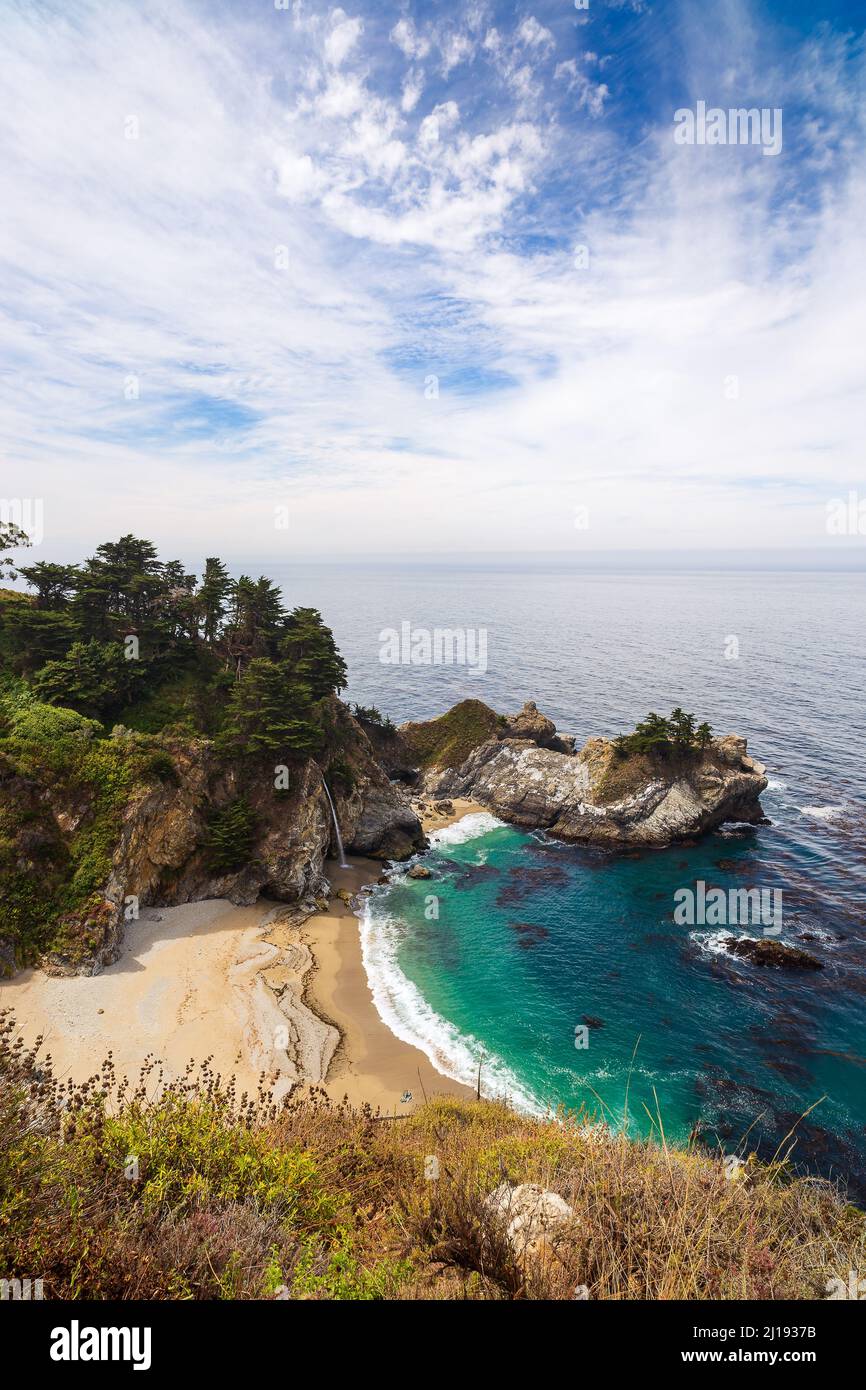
[{"x1": 485, "y1": 1182, "x2": 575, "y2": 1257}]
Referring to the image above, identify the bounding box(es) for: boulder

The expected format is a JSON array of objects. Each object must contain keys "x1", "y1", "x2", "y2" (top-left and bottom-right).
[
  {"x1": 485, "y1": 1182, "x2": 575, "y2": 1260},
  {"x1": 407, "y1": 864, "x2": 433, "y2": 879},
  {"x1": 502, "y1": 701, "x2": 558, "y2": 748}
]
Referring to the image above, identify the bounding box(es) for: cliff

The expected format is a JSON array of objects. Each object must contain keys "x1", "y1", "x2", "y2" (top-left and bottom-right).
[
  {"x1": 0, "y1": 690, "x2": 769, "y2": 978},
  {"x1": 0, "y1": 696, "x2": 421, "y2": 976},
  {"x1": 403, "y1": 700, "x2": 768, "y2": 846}
]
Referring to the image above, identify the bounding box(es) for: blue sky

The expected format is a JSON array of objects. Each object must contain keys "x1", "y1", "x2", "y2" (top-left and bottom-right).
[{"x1": 0, "y1": 0, "x2": 864, "y2": 559}]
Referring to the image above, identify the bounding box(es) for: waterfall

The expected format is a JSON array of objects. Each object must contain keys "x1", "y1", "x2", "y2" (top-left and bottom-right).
[{"x1": 321, "y1": 774, "x2": 349, "y2": 868}]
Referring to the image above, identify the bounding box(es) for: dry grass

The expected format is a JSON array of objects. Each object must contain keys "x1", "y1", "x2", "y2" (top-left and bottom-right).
[{"x1": 1, "y1": 1010, "x2": 862, "y2": 1301}]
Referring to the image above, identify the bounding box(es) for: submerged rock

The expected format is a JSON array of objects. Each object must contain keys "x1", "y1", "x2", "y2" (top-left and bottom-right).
[
  {"x1": 509, "y1": 921, "x2": 550, "y2": 947},
  {"x1": 723, "y1": 937, "x2": 824, "y2": 971}
]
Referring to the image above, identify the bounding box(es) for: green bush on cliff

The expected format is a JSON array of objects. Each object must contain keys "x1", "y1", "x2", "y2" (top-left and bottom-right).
[
  {"x1": 203, "y1": 797, "x2": 258, "y2": 874},
  {"x1": 5, "y1": 694, "x2": 104, "y2": 743},
  {"x1": 0, "y1": 689, "x2": 150, "y2": 964}
]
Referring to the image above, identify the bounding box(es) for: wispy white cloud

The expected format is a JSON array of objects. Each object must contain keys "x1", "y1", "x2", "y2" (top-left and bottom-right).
[
  {"x1": 0, "y1": 0, "x2": 863, "y2": 564},
  {"x1": 555, "y1": 58, "x2": 609, "y2": 117}
]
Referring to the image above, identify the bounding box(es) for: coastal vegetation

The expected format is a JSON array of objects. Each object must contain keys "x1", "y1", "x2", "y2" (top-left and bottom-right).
[
  {"x1": 613, "y1": 708, "x2": 714, "y2": 758},
  {"x1": 2, "y1": 1009, "x2": 862, "y2": 1301},
  {"x1": 0, "y1": 533, "x2": 346, "y2": 735},
  {"x1": 351, "y1": 704, "x2": 396, "y2": 733},
  {"x1": 399, "y1": 698, "x2": 506, "y2": 769},
  {"x1": 0, "y1": 535, "x2": 350, "y2": 967}
]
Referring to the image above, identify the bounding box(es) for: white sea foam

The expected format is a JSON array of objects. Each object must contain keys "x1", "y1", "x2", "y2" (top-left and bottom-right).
[
  {"x1": 427, "y1": 810, "x2": 505, "y2": 848},
  {"x1": 689, "y1": 927, "x2": 746, "y2": 959},
  {"x1": 358, "y1": 896, "x2": 544, "y2": 1115},
  {"x1": 799, "y1": 805, "x2": 844, "y2": 821},
  {"x1": 766, "y1": 779, "x2": 788, "y2": 791}
]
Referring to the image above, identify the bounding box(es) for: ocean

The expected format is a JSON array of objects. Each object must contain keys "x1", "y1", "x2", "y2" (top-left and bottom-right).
[{"x1": 262, "y1": 561, "x2": 866, "y2": 1194}]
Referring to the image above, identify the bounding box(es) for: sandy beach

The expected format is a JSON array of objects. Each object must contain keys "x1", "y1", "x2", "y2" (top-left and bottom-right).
[{"x1": 0, "y1": 798, "x2": 484, "y2": 1111}]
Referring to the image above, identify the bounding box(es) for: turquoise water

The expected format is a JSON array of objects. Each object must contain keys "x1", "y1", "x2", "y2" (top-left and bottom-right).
[
  {"x1": 364, "y1": 810, "x2": 866, "y2": 1195},
  {"x1": 256, "y1": 562, "x2": 866, "y2": 1195}
]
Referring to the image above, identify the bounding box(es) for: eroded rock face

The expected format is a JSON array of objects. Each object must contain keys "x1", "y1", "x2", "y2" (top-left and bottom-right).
[
  {"x1": 419, "y1": 707, "x2": 768, "y2": 847},
  {"x1": 36, "y1": 703, "x2": 422, "y2": 976}
]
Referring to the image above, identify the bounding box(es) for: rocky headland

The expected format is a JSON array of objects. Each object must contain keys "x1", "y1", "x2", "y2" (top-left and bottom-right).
[{"x1": 394, "y1": 699, "x2": 768, "y2": 849}]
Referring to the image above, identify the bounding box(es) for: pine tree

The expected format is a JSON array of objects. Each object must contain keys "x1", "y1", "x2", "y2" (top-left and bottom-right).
[
  {"x1": 197, "y1": 557, "x2": 232, "y2": 644},
  {"x1": 203, "y1": 797, "x2": 257, "y2": 872},
  {"x1": 32, "y1": 638, "x2": 148, "y2": 717},
  {"x1": 0, "y1": 520, "x2": 31, "y2": 578},
  {"x1": 218, "y1": 658, "x2": 322, "y2": 757},
  {"x1": 281, "y1": 607, "x2": 347, "y2": 699},
  {"x1": 16, "y1": 561, "x2": 79, "y2": 609}
]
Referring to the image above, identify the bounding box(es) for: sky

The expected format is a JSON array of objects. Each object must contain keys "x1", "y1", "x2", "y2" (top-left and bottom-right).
[{"x1": 0, "y1": 0, "x2": 864, "y2": 564}]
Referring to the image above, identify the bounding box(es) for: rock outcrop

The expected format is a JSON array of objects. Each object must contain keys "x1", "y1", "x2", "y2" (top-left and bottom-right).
[
  {"x1": 499, "y1": 701, "x2": 575, "y2": 755},
  {"x1": 722, "y1": 937, "x2": 823, "y2": 971},
  {"x1": 413, "y1": 702, "x2": 767, "y2": 847}
]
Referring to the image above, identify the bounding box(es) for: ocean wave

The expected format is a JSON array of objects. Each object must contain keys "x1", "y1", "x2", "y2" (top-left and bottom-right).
[
  {"x1": 799, "y1": 805, "x2": 844, "y2": 821},
  {"x1": 689, "y1": 928, "x2": 747, "y2": 959},
  {"x1": 427, "y1": 811, "x2": 505, "y2": 848},
  {"x1": 766, "y1": 779, "x2": 788, "y2": 791},
  {"x1": 358, "y1": 898, "x2": 544, "y2": 1115}
]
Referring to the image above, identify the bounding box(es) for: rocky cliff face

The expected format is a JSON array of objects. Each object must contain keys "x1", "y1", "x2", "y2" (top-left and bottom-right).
[
  {"x1": 414, "y1": 703, "x2": 768, "y2": 847},
  {"x1": 3, "y1": 700, "x2": 422, "y2": 977},
  {"x1": 2, "y1": 692, "x2": 769, "y2": 977}
]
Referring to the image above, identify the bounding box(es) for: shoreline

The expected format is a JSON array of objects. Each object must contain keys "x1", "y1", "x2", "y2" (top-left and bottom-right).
[
  {"x1": 0, "y1": 798, "x2": 485, "y2": 1112},
  {"x1": 302, "y1": 796, "x2": 486, "y2": 1112}
]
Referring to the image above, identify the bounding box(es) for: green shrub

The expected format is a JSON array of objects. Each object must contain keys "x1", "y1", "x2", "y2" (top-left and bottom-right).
[{"x1": 203, "y1": 797, "x2": 257, "y2": 874}]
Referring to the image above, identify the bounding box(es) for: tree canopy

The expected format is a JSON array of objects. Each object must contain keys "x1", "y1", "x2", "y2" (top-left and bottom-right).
[
  {"x1": 0, "y1": 535, "x2": 348, "y2": 748},
  {"x1": 613, "y1": 708, "x2": 713, "y2": 758}
]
